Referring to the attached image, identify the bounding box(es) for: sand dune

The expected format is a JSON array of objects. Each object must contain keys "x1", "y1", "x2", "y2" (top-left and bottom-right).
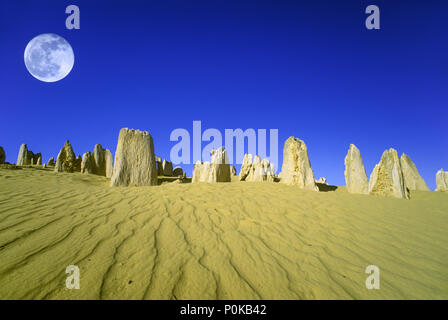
[{"x1": 0, "y1": 167, "x2": 447, "y2": 299}]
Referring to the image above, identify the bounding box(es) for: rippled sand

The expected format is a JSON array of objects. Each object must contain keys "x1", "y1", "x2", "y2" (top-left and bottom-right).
[{"x1": 0, "y1": 167, "x2": 447, "y2": 299}]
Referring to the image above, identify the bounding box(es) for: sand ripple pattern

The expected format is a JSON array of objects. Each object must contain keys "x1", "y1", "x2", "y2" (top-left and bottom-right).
[{"x1": 0, "y1": 168, "x2": 447, "y2": 299}]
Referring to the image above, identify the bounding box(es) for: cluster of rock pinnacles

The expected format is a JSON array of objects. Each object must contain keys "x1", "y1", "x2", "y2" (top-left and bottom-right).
[{"x1": 1, "y1": 128, "x2": 447, "y2": 197}]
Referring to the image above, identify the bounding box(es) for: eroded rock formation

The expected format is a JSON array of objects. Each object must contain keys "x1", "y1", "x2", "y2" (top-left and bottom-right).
[
  {"x1": 279, "y1": 137, "x2": 318, "y2": 191},
  {"x1": 16, "y1": 144, "x2": 41, "y2": 166},
  {"x1": 238, "y1": 154, "x2": 253, "y2": 181},
  {"x1": 162, "y1": 160, "x2": 173, "y2": 176},
  {"x1": 81, "y1": 152, "x2": 93, "y2": 174},
  {"x1": 55, "y1": 141, "x2": 77, "y2": 173},
  {"x1": 368, "y1": 148, "x2": 409, "y2": 199},
  {"x1": 0, "y1": 147, "x2": 5, "y2": 164},
  {"x1": 239, "y1": 154, "x2": 275, "y2": 182},
  {"x1": 192, "y1": 147, "x2": 231, "y2": 183},
  {"x1": 344, "y1": 144, "x2": 369, "y2": 194},
  {"x1": 436, "y1": 169, "x2": 448, "y2": 192},
  {"x1": 315, "y1": 177, "x2": 328, "y2": 185},
  {"x1": 110, "y1": 128, "x2": 158, "y2": 187},
  {"x1": 155, "y1": 157, "x2": 163, "y2": 176},
  {"x1": 400, "y1": 153, "x2": 430, "y2": 191},
  {"x1": 105, "y1": 149, "x2": 113, "y2": 178},
  {"x1": 92, "y1": 144, "x2": 107, "y2": 176}
]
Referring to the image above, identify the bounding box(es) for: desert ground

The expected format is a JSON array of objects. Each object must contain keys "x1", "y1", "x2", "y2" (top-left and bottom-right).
[{"x1": 0, "y1": 166, "x2": 447, "y2": 300}]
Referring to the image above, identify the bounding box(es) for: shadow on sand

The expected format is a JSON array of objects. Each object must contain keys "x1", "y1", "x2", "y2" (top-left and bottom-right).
[{"x1": 316, "y1": 183, "x2": 338, "y2": 192}]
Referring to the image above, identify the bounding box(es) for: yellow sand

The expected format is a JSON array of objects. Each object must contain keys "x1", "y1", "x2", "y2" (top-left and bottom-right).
[{"x1": 0, "y1": 167, "x2": 447, "y2": 300}]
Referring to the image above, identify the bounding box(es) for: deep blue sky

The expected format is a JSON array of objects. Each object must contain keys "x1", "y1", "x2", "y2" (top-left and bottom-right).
[{"x1": 1, "y1": 0, "x2": 447, "y2": 189}]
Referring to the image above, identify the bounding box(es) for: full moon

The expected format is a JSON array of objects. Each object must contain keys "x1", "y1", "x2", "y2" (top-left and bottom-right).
[{"x1": 24, "y1": 33, "x2": 74, "y2": 82}]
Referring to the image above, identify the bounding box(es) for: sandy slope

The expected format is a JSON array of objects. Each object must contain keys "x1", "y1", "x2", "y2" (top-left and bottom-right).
[{"x1": 0, "y1": 167, "x2": 447, "y2": 300}]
